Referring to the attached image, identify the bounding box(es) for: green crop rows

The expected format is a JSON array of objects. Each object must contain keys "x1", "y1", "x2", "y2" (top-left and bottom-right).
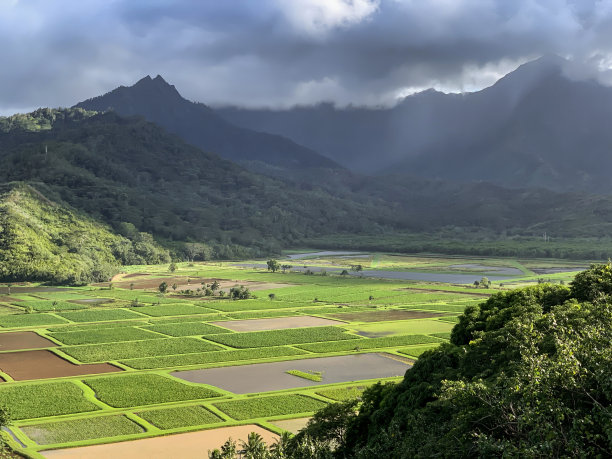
[
  {"x1": 49, "y1": 327, "x2": 163, "y2": 345},
  {"x1": 137, "y1": 405, "x2": 223, "y2": 430},
  {"x1": 205, "y1": 326, "x2": 359, "y2": 348},
  {"x1": 297, "y1": 334, "x2": 443, "y2": 353},
  {"x1": 143, "y1": 322, "x2": 231, "y2": 337},
  {"x1": 83, "y1": 374, "x2": 221, "y2": 408},
  {"x1": 21, "y1": 415, "x2": 142, "y2": 445},
  {"x1": 61, "y1": 337, "x2": 221, "y2": 362},
  {"x1": 214, "y1": 394, "x2": 327, "y2": 420}
]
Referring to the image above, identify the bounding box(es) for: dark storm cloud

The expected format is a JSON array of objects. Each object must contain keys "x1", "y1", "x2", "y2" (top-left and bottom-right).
[{"x1": 0, "y1": 0, "x2": 611, "y2": 114}]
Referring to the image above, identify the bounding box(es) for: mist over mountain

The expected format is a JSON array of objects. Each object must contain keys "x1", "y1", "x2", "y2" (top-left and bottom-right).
[
  {"x1": 218, "y1": 56, "x2": 612, "y2": 193},
  {"x1": 75, "y1": 75, "x2": 343, "y2": 180}
]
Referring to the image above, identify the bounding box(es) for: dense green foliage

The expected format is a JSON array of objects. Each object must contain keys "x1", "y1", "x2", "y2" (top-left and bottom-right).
[
  {"x1": 0, "y1": 183, "x2": 169, "y2": 284},
  {"x1": 0, "y1": 382, "x2": 99, "y2": 419},
  {"x1": 142, "y1": 322, "x2": 232, "y2": 337},
  {"x1": 289, "y1": 265, "x2": 612, "y2": 457},
  {"x1": 83, "y1": 374, "x2": 221, "y2": 407},
  {"x1": 49, "y1": 327, "x2": 162, "y2": 345}
]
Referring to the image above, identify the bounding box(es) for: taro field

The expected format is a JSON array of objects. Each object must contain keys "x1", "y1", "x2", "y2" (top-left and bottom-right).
[{"x1": 0, "y1": 252, "x2": 582, "y2": 457}]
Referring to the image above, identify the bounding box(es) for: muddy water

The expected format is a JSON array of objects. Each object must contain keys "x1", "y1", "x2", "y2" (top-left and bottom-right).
[{"x1": 172, "y1": 353, "x2": 410, "y2": 394}]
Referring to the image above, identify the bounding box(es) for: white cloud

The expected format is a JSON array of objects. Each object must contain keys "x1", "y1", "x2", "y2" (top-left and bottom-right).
[{"x1": 274, "y1": 0, "x2": 380, "y2": 35}]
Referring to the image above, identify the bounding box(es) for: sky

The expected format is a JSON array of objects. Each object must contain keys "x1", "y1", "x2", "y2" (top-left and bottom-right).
[{"x1": 1, "y1": 0, "x2": 612, "y2": 115}]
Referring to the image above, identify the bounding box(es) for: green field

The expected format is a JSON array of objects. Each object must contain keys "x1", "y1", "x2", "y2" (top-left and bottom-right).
[{"x1": 0, "y1": 253, "x2": 579, "y2": 457}]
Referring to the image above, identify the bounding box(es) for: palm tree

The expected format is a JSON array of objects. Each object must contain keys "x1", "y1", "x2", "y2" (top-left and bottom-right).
[
  {"x1": 270, "y1": 431, "x2": 291, "y2": 458},
  {"x1": 240, "y1": 432, "x2": 267, "y2": 458}
]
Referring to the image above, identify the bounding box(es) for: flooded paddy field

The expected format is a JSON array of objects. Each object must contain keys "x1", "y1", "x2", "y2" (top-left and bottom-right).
[{"x1": 172, "y1": 353, "x2": 410, "y2": 394}]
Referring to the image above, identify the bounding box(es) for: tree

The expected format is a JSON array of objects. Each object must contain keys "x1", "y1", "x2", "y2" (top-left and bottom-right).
[
  {"x1": 230, "y1": 285, "x2": 252, "y2": 300},
  {"x1": 5, "y1": 283, "x2": 11, "y2": 295},
  {"x1": 129, "y1": 282, "x2": 134, "y2": 290},
  {"x1": 480, "y1": 276, "x2": 490, "y2": 288},
  {"x1": 211, "y1": 280, "x2": 220, "y2": 293},
  {"x1": 269, "y1": 293, "x2": 276, "y2": 300},
  {"x1": 241, "y1": 432, "x2": 267, "y2": 458},
  {"x1": 168, "y1": 262, "x2": 177, "y2": 272},
  {"x1": 281, "y1": 264, "x2": 292, "y2": 273},
  {"x1": 267, "y1": 259, "x2": 280, "y2": 273},
  {"x1": 270, "y1": 432, "x2": 291, "y2": 458},
  {"x1": 0, "y1": 405, "x2": 10, "y2": 453},
  {"x1": 158, "y1": 281, "x2": 168, "y2": 294},
  {"x1": 172, "y1": 283, "x2": 177, "y2": 291}
]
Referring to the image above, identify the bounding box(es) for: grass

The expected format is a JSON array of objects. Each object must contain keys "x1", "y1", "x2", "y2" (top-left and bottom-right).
[
  {"x1": 137, "y1": 405, "x2": 223, "y2": 430},
  {"x1": 121, "y1": 346, "x2": 308, "y2": 369},
  {"x1": 206, "y1": 299, "x2": 312, "y2": 312},
  {"x1": 0, "y1": 382, "x2": 100, "y2": 419},
  {"x1": 316, "y1": 385, "x2": 368, "y2": 401},
  {"x1": 61, "y1": 337, "x2": 221, "y2": 363},
  {"x1": 287, "y1": 370, "x2": 322, "y2": 382},
  {"x1": 58, "y1": 309, "x2": 145, "y2": 322},
  {"x1": 83, "y1": 374, "x2": 221, "y2": 408},
  {"x1": 15, "y1": 300, "x2": 86, "y2": 312},
  {"x1": 297, "y1": 334, "x2": 443, "y2": 353},
  {"x1": 205, "y1": 326, "x2": 360, "y2": 348},
  {"x1": 49, "y1": 327, "x2": 164, "y2": 345},
  {"x1": 143, "y1": 322, "x2": 232, "y2": 337},
  {"x1": 349, "y1": 319, "x2": 455, "y2": 336},
  {"x1": 21, "y1": 415, "x2": 143, "y2": 445},
  {"x1": 214, "y1": 394, "x2": 327, "y2": 420},
  {"x1": 0, "y1": 313, "x2": 68, "y2": 328},
  {"x1": 133, "y1": 304, "x2": 215, "y2": 317}
]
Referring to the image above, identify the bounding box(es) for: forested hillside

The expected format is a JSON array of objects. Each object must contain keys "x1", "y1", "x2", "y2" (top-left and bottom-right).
[{"x1": 0, "y1": 183, "x2": 169, "y2": 284}]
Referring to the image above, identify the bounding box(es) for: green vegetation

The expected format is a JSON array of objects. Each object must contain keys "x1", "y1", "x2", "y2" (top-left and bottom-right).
[
  {"x1": 290, "y1": 266, "x2": 612, "y2": 457},
  {"x1": 214, "y1": 395, "x2": 327, "y2": 420},
  {"x1": 134, "y1": 304, "x2": 214, "y2": 317},
  {"x1": 143, "y1": 322, "x2": 232, "y2": 337},
  {"x1": 15, "y1": 300, "x2": 86, "y2": 312},
  {"x1": 83, "y1": 374, "x2": 221, "y2": 408},
  {"x1": 49, "y1": 327, "x2": 162, "y2": 345},
  {"x1": 297, "y1": 334, "x2": 442, "y2": 353},
  {"x1": 0, "y1": 382, "x2": 99, "y2": 419},
  {"x1": 205, "y1": 326, "x2": 359, "y2": 348},
  {"x1": 316, "y1": 386, "x2": 367, "y2": 401},
  {"x1": 286, "y1": 370, "x2": 322, "y2": 382},
  {"x1": 0, "y1": 183, "x2": 169, "y2": 285},
  {"x1": 58, "y1": 309, "x2": 145, "y2": 322},
  {"x1": 0, "y1": 313, "x2": 68, "y2": 328},
  {"x1": 62, "y1": 337, "x2": 221, "y2": 362},
  {"x1": 137, "y1": 405, "x2": 222, "y2": 430},
  {"x1": 21, "y1": 415, "x2": 142, "y2": 445},
  {"x1": 121, "y1": 346, "x2": 308, "y2": 369}
]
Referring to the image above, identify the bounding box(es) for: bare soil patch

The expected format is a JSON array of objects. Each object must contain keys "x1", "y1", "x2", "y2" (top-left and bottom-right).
[
  {"x1": 41, "y1": 425, "x2": 278, "y2": 459},
  {"x1": 0, "y1": 350, "x2": 121, "y2": 381},
  {"x1": 0, "y1": 332, "x2": 57, "y2": 351},
  {"x1": 98, "y1": 276, "x2": 295, "y2": 293},
  {"x1": 212, "y1": 316, "x2": 344, "y2": 332},
  {"x1": 0, "y1": 296, "x2": 21, "y2": 303},
  {"x1": 270, "y1": 417, "x2": 311, "y2": 433},
  {"x1": 327, "y1": 310, "x2": 445, "y2": 323},
  {"x1": 172, "y1": 353, "x2": 410, "y2": 394}
]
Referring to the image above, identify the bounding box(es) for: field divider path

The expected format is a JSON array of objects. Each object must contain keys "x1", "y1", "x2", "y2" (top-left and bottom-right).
[
  {"x1": 72, "y1": 380, "x2": 114, "y2": 411},
  {"x1": 123, "y1": 412, "x2": 161, "y2": 434}
]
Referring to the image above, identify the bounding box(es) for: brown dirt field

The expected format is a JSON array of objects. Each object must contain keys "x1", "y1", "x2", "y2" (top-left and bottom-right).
[
  {"x1": 327, "y1": 310, "x2": 445, "y2": 322},
  {"x1": 270, "y1": 417, "x2": 311, "y2": 434},
  {"x1": 212, "y1": 316, "x2": 344, "y2": 332},
  {"x1": 0, "y1": 332, "x2": 57, "y2": 351},
  {"x1": 97, "y1": 276, "x2": 295, "y2": 293},
  {"x1": 41, "y1": 425, "x2": 278, "y2": 459},
  {"x1": 0, "y1": 350, "x2": 121, "y2": 381},
  {"x1": 0, "y1": 296, "x2": 21, "y2": 302}
]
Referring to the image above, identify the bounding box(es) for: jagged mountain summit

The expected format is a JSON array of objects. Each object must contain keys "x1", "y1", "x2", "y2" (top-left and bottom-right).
[
  {"x1": 218, "y1": 56, "x2": 612, "y2": 193},
  {"x1": 75, "y1": 75, "x2": 343, "y2": 178}
]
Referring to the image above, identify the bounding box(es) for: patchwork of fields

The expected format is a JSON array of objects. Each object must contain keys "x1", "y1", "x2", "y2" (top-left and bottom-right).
[{"x1": 0, "y1": 254, "x2": 580, "y2": 457}]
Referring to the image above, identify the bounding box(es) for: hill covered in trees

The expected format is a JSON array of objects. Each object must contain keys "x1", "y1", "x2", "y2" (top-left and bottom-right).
[
  {"x1": 263, "y1": 265, "x2": 612, "y2": 457},
  {"x1": 0, "y1": 183, "x2": 169, "y2": 284}
]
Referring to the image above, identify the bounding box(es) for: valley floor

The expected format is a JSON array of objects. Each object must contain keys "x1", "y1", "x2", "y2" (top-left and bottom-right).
[{"x1": 0, "y1": 252, "x2": 586, "y2": 458}]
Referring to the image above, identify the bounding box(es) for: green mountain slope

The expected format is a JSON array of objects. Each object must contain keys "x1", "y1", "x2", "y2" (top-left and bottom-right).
[{"x1": 0, "y1": 183, "x2": 169, "y2": 284}]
